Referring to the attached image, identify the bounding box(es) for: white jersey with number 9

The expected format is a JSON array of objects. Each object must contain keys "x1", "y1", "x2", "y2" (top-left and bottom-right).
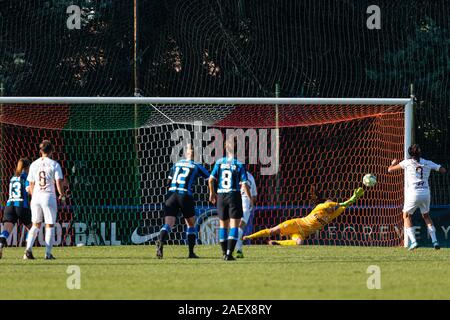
[
  {"x1": 28, "y1": 157, "x2": 64, "y2": 196},
  {"x1": 399, "y1": 158, "x2": 441, "y2": 197},
  {"x1": 27, "y1": 157, "x2": 64, "y2": 224}
]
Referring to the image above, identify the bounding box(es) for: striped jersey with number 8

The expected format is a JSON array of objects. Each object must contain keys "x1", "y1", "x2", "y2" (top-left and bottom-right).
[{"x1": 210, "y1": 157, "x2": 248, "y2": 193}]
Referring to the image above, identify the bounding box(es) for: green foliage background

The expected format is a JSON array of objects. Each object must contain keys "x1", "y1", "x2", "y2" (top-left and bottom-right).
[{"x1": 0, "y1": 0, "x2": 449, "y2": 203}]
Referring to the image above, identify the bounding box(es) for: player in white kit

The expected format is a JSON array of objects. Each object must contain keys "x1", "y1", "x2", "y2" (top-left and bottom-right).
[
  {"x1": 236, "y1": 171, "x2": 257, "y2": 258},
  {"x1": 388, "y1": 144, "x2": 446, "y2": 250},
  {"x1": 24, "y1": 140, "x2": 66, "y2": 260}
]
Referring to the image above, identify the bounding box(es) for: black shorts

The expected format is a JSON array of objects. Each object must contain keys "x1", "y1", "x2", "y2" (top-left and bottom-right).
[
  {"x1": 2, "y1": 206, "x2": 32, "y2": 226},
  {"x1": 164, "y1": 193, "x2": 196, "y2": 219},
  {"x1": 217, "y1": 192, "x2": 243, "y2": 220}
]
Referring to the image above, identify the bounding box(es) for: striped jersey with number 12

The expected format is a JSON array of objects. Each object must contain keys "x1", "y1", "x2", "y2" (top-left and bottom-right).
[{"x1": 168, "y1": 159, "x2": 210, "y2": 196}]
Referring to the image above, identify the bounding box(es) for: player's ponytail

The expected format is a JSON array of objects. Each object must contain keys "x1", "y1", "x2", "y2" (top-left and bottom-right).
[
  {"x1": 408, "y1": 144, "x2": 421, "y2": 161},
  {"x1": 308, "y1": 185, "x2": 327, "y2": 207},
  {"x1": 15, "y1": 158, "x2": 30, "y2": 177}
]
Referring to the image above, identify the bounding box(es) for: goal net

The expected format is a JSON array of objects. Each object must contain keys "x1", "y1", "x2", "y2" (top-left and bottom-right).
[{"x1": 0, "y1": 97, "x2": 411, "y2": 247}]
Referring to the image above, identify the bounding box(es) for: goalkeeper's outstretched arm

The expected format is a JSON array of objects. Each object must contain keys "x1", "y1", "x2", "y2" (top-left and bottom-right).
[
  {"x1": 326, "y1": 187, "x2": 364, "y2": 220},
  {"x1": 338, "y1": 187, "x2": 364, "y2": 208}
]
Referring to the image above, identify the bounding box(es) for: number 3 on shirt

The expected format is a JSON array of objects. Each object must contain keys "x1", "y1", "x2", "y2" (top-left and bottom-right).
[
  {"x1": 11, "y1": 181, "x2": 22, "y2": 199},
  {"x1": 221, "y1": 170, "x2": 232, "y2": 189}
]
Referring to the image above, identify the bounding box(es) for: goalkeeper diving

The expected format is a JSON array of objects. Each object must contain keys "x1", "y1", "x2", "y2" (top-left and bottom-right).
[{"x1": 243, "y1": 187, "x2": 364, "y2": 245}]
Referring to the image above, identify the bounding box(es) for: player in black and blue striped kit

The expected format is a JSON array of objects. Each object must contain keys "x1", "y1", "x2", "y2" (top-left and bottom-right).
[
  {"x1": 0, "y1": 158, "x2": 32, "y2": 259},
  {"x1": 209, "y1": 139, "x2": 253, "y2": 261},
  {"x1": 156, "y1": 144, "x2": 210, "y2": 259}
]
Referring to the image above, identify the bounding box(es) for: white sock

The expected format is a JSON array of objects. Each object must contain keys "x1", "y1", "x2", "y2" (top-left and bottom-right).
[
  {"x1": 45, "y1": 227, "x2": 55, "y2": 256},
  {"x1": 236, "y1": 228, "x2": 244, "y2": 251},
  {"x1": 406, "y1": 227, "x2": 417, "y2": 244},
  {"x1": 427, "y1": 225, "x2": 437, "y2": 243},
  {"x1": 26, "y1": 226, "x2": 39, "y2": 251}
]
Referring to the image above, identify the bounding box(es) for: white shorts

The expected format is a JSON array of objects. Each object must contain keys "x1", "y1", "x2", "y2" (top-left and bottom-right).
[
  {"x1": 403, "y1": 193, "x2": 430, "y2": 215},
  {"x1": 31, "y1": 194, "x2": 58, "y2": 224},
  {"x1": 241, "y1": 197, "x2": 254, "y2": 224}
]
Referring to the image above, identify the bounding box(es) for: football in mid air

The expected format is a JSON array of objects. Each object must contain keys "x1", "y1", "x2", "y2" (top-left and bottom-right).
[{"x1": 363, "y1": 174, "x2": 377, "y2": 187}]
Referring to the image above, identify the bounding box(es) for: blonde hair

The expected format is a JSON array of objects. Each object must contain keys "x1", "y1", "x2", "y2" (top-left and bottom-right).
[
  {"x1": 15, "y1": 158, "x2": 30, "y2": 177},
  {"x1": 225, "y1": 138, "x2": 235, "y2": 156}
]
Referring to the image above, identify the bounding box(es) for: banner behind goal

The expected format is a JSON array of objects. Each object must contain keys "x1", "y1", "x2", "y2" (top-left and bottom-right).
[{"x1": 0, "y1": 97, "x2": 411, "y2": 247}]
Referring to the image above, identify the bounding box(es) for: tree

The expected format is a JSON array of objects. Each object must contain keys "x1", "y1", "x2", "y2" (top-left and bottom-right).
[{"x1": 367, "y1": 16, "x2": 450, "y2": 203}]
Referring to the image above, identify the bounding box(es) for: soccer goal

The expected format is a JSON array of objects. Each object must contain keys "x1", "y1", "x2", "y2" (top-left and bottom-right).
[{"x1": 0, "y1": 97, "x2": 413, "y2": 247}]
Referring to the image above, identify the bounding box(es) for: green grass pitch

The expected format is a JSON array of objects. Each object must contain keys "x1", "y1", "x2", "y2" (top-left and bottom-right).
[{"x1": 0, "y1": 245, "x2": 449, "y2": 299}]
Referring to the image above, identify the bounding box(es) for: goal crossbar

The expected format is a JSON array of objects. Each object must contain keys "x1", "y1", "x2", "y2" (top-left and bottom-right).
[{"x1": 0, "y1": 97, "x2": 410, "y2": 105}]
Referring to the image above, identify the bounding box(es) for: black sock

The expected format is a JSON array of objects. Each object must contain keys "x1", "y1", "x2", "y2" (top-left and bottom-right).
[
  {"x1": 159, "y1": 229, "x2": 169, "y2": 243},
  {"x1": 227, "y1": 239, "x2": 237, "y2": 256},
  {"x1": 187, "y1": 234, "x2": 196, "y2": 254},
  {"x1": 220, "y1": 241, "x2": 228, "y2": 255}
]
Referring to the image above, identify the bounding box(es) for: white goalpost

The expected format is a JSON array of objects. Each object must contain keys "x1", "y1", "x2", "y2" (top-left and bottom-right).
[{"x1": 0, "y1": 97, "x2": 413, "y2": 247}]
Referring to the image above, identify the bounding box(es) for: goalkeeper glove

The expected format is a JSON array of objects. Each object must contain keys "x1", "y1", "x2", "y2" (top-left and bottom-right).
[{"x1": 339, "y1": 187, "x2": 364, "y2": 207}]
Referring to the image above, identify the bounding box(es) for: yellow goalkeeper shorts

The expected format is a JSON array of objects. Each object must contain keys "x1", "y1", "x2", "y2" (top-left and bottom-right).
[{"x1": 278, "y1": 218, "x2": 304, "y2": 238}]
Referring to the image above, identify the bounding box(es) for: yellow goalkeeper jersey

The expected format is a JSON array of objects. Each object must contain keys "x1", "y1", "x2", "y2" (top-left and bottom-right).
[
  {"x1": 299, "y1": 201, "x2": 341, "y2": 234},
  {"x1": 280, "y1": 202, "x2": 344, "y2": 239}
]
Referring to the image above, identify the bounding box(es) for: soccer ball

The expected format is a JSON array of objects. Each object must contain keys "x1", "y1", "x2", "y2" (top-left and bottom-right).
[{"x1": 363, "y1": 174, "x2": 377, "y2": 187}]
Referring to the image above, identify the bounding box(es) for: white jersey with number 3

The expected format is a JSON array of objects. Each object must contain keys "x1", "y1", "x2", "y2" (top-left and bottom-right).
[
  {"x1": 28, "y1": 157, "x2": 63, "y2": 196},
  {"x1": 400, "y1": 158, "x2": 441, "y2": 197}
]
